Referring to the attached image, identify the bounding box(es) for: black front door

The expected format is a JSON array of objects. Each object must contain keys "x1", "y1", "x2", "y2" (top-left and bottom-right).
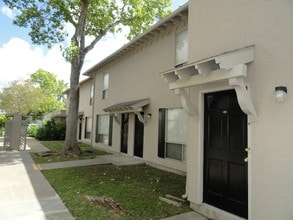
[
  {"x1": 134, "y1": 114, "x2": 144, "y2": 157},
  {"x1": 78, "y1": 116, "x2": 83, "y2": 140},
  {"x1": 120, "y1": 113, "x2": 129, "y2": 153},
  {"x1": 203, "y1": 90, "x2": 248, "y2": 218}
]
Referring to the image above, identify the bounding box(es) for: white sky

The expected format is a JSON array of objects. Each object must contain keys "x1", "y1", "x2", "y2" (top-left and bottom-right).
[{"x1": 0, "y1": 0, "x2": 188, "y2": 88}]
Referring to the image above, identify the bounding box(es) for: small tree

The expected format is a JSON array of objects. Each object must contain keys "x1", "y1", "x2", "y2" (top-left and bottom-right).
[
  {"x1": 30, "y1": 69, "x2": 67, "y2": 113},
  {"x1": 3, "y1": 0, "x2": 172, "y2": 155},
  {"x1": 0, "y1": 71, "x2": 67, "y2": 119},
  {"x1": 0, "y1": 80, "x2": 46, "y2": 116}
]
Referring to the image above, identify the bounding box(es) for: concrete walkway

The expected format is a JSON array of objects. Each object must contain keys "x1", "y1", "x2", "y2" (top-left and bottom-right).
[
  {"x1": 36, "y1": 154, "x2": 145, "y2": 170},
  {"x1": 161, "y1": 211, "x2": 208, "y2": 220},
  {"x1": 0, "y1": 143, "x2": 74, "y2": 219},
  {"x1": 0, "y1": 138, "x2": 206, "y2": 220}
]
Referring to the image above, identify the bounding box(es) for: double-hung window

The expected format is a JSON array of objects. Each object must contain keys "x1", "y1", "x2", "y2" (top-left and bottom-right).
[
  {"x1": 85, "y1": 117, "x2": 92, "y2": 139},
  {"x1": 102, "y1": 73, "x2": 109, "y2": 99},
  {"x1": 89, "y1": 85, "x2": 94, "y2": 105},
  {"x1": 175, "y1": 29, "x2": 188, "y2": 67},
  {"x1": 96, "y1": 114, "x2": 113, "y2": 145},
  {"x1": 158, "y1": 108, "x2": 187, "y2": 161}
]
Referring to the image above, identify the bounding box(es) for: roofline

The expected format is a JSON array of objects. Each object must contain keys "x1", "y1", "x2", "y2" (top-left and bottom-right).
[
  {"x1": 83, "y1": 2, "x2": 188, "y2": 76},
  {"x1": 62, "y1": 76, "x2": 93, "y2": 94}
]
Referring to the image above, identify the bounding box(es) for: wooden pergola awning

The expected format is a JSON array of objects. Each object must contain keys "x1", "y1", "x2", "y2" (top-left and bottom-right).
[
  {"x1": 161, "y1": 46, "x2": 257, "y2": 121},
  {"x1": 104, "y1": 98, "x2": 150, "y2": 125},
  {"x1": 103, "y1": 98, "x2": 150, "y2": 113}
]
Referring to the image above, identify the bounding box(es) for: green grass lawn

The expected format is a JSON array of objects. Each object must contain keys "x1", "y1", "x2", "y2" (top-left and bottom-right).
[
  {"x1": 30, "y1": 141, "x2": 111, "y2": 163},
  {"x1": 42, "y1": 164, "x2": 191, "y2": 219}
]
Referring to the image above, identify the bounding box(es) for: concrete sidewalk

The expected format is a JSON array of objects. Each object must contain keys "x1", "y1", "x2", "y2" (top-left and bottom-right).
[
  {"x1": 26, "y1": 137, "x2": 50, "y2": 152},
  {"x1": 161, "y1": 211, "x2": 208, "y2": 220},
  {"x1": 0, "y1": 150, "x2": 74, "y2": 219}
]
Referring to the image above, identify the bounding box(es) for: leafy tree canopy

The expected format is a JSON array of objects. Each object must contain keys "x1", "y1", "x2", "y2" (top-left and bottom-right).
[
  {"x1": 4, "y1": 0, "x2": 172, "y2": 48},
  {"x1": 0, "y1": 80, "x2": 45, "y2": 116},
  {"x1": 30, "y1": 69, "x2": 67, "y2": 104},
  {"x1": 0, "y1": 70, "x2": 68, "y2": 118}
]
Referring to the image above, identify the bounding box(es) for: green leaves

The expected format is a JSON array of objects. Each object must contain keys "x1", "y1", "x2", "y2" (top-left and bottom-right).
[
  {"x1": 0, "y1": 69, "x2": 67, "y2": 118},
  {"x1": 62, "y1": 41, "x2": 80, "y2": 62},
  {"x1": 4, "y1": 0, "x2": 67, "y2": 48},
  {"x1": 30, "y1": 69, "x2": 68, "y2": 112},
  {"x1": 0, "y1": 114, "x2": 6, "y2": 128},
  {"x1": 0, "y1": 80, "x2": 45, "y2": 116},
  {"x1": 3, "y1": 0, "x2": 172, "y2": 48},
  {"x1": 119, "y1": 0, "x2": 172, "y2": 40}
]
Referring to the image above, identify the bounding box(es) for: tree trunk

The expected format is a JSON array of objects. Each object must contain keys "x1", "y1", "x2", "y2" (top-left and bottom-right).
[
  {"x1": 64, "y1": 59, "x2": 82, "y2": 155},
  {"x1": 64, "y1": 0, "x2": 89, "y2": 155}
]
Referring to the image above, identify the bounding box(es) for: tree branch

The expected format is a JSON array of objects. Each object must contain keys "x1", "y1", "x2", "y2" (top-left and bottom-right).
[
  {"x1": 60, "y1": 4, "x2": 77, "y2": 27},
  {"x1": 84, "y1": 20, "x2": 121, "y2": 55},
  {"x1": 73, "y1": 0, "x2": 89, "y2": 50}
]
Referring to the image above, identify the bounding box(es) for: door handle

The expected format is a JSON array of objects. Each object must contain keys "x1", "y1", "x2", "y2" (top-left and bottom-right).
[{"x1": 244, "y1": 157, "x2": 248, "y2": 163}]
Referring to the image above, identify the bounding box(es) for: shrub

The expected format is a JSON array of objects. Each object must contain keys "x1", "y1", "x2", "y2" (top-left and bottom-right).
[
  {"x1": 36, "y1": 119, "x2": 66, "y2": 140},
  {"x1": 0, "y1": 114, "x2": 6, "y2": 127},
  {"x1": 27, "y1": 124, "x2": 39, "y2": 137},
  {"x1": 0, "y1": 127, "x2": 4, "y2": 136}
]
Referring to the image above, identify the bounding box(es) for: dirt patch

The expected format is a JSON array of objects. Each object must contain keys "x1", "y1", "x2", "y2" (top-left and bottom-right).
[
  {"x1": 35, "y1": 151, "x2": 57, "y2": 157},
  {"x1": 85, "y1": 195, "x2": 126, "y2": 216}
]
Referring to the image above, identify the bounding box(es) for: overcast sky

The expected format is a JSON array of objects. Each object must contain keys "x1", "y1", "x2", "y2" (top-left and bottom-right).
[{"x1": 0, "y1": 0, "x2": 188, "y2": 89}]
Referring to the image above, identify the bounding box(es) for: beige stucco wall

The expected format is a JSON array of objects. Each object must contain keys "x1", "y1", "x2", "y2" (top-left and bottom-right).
[
  {"x1": 91, "y1": 20, "x2": 188, "y2": 173},
  {"x1": 187, "y1": 1, "x2": 293, "y2": 219}
]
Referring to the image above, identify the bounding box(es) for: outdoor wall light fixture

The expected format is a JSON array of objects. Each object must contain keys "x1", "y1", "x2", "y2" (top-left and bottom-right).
[
  {"x1": 146, "y1": 113, "x2": 152, "y2": 119},
  {"x1": 275, "y1": 86, "x2": 288, "y2": 102}
]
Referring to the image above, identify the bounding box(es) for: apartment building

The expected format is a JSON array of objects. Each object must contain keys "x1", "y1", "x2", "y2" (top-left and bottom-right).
[{"x1": 70, "y1": 1, "x2": 293, "y2": 219}]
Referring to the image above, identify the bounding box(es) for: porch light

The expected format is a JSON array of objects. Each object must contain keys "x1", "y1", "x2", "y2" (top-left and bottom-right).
[
  {"x1": 275, "y1": 86, "x2": 287, "y2": 102},
  {"x1": 146, "y1": 113, "x2": 152, "y2": 119}
]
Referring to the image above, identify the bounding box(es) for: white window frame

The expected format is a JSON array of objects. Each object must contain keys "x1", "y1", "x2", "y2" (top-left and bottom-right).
[
  {"x1": 89, "y1": 85, "x2": 94, "y2": 105},
  {"x1": 175, "y1": 29, "x2": 188, "y2": 67},
  {"x1": 96, "y1": 114, "x2": 112, "y2": 145},
  {"x1": 102, "y1": 73, "x2": 109, "y2": 99},
  {"x1": 165, "y1": 108, "x2": 187, "y2": 161}
]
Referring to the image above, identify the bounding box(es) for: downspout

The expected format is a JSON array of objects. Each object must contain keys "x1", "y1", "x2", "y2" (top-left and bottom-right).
[{"x1": 90, "y1": 76, "x2": 96, "y2": 147}]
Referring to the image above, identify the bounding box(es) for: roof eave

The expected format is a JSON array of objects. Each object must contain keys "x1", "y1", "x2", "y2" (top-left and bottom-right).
[{"x1": 83, "y1": 3, "x2": 189, "y2": 76}]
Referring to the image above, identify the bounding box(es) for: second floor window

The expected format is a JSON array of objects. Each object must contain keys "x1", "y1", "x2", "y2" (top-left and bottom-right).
[
  {"x1": 102, "y1": 73, "x2": 109, "y2": 99},
  {"x1": 175, "y1": 29, "x2": 188, "y2": 67},
  {"x1": 89, "y1": 85, "x2": 94, "y2": 105}
]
